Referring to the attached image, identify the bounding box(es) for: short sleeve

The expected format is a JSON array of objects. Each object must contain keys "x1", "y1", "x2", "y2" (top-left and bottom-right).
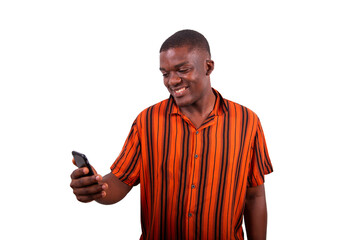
[
  {"x1": 111, "y1": 119, "x2": 141, "y2": 186},
  {"x1": 248, "y1": 117, "x2": 273, "y2": 187}
]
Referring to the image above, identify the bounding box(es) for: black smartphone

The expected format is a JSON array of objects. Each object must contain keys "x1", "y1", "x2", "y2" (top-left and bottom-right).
[{"x1": 72, "y1": 151, "x2": 95, "y2": 176}]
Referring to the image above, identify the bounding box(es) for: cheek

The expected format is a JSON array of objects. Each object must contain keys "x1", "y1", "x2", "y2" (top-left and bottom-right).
[
  {"x1": 163, "y1": 78, "x2": 172, "y2": 90},
  {"x1": 181, "y1": 72, "x2": 196, "y2": 83}
]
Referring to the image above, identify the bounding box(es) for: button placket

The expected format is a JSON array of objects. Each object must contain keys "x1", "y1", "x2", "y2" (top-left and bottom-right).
[{"x1": 187, "y1": 128, "x2": 200, "y2": 223}]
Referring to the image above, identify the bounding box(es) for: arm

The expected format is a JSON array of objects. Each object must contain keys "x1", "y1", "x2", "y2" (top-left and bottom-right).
[
  {"x1": 96, "y1": 172, "x2": 132, "y2": 205},
  {"x1": 244, "y1": 184, "x2": 268, "y2": 240},
  {"x1": 70, "y1": 161, "x2": 132, "y2": 204}
]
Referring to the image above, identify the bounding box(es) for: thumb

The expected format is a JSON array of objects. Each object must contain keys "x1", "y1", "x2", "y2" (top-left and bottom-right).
[{"x1": 90, "y1": 165, "x2": 98, "y2": 175}]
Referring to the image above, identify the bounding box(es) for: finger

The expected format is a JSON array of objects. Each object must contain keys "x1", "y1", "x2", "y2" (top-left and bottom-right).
[
  {"x1": 70, "y1": 167, "x2": 89, "y2": 180},
  {"x1": 90, "y1": 165, "x2": 98, "y2": 175},
  {"x1": 73, "y1": 182, "x2": 107, "y2": 196},
  {"x1": 72, "y1": 158, "x2": 76, "y2": 166},
  {"x1": 76, "y1": 191, "x2": 106, "y2": 203},
  {"x1": 70, "y1": 174, "x2": 102, "y2": 188}
]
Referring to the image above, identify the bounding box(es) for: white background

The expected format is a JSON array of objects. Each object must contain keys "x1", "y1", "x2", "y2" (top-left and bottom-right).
[{"x1": 1, "y1": 0, "x2": 359, "y2": 239}]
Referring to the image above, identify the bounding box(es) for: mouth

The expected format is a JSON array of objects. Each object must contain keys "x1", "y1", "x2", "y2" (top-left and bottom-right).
[{"x1": 172, "y1": 87, "x2": 188, "y2": 98}]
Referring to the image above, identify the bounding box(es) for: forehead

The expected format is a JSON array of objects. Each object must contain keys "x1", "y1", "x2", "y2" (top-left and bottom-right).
[{"x1": 160, "y1": 46, "x2": 206, "y2": 68}]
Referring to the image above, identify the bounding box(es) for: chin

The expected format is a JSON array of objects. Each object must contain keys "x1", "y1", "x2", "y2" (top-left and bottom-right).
[{"x1": 173, "y1": 96, "x2": 193, "y2": 108}]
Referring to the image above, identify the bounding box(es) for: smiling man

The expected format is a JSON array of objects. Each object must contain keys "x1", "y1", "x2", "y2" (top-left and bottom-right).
[
  {"x1": 160, "y1": 44, "x2": 215, "y2": 129},
  {"x1": 70, "y1": 30, "x2": 273, "y2": 240}
]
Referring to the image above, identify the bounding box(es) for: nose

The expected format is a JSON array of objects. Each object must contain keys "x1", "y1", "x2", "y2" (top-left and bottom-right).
[{"x1": 168, "y1": 72, "x2": 182, "y2": 86}]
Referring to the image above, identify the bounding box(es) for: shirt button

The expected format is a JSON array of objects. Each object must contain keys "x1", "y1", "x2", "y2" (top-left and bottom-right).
[
  {"x1": 195, "y1": 154, "x2": 198, "y2": 159},
  {"x1": 196, "y1": 131, "x2": 199, "y2": 134},
  {"x1": 191, "y1": 184, "x2": 196, "y2": 189},
  {"x1": 188, "y1": 213, "x2": 192, "y2": 217}
]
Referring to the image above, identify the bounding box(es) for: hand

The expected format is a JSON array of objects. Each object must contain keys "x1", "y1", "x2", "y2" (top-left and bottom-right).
[{"x1": 70, "y1": 159, "x2": 108, "y2": 203}]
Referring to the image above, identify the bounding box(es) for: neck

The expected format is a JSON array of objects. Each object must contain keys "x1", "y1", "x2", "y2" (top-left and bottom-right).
[{"x1": 179, "y1": 88, "x2": 216, "y2": 128}]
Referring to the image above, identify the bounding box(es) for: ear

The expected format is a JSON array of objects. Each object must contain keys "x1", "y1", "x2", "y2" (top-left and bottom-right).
[{"x1": 205, "y1": 60, "x2": 214, "y2": 75}]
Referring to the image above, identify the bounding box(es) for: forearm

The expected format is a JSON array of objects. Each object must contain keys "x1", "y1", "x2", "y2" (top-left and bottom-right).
[
  {"x1": 244, "y1": 185, "x2": 267, "y2": 240},
  {"x1": 96, "y1": 172, "x2": 132, "y2": 205}
]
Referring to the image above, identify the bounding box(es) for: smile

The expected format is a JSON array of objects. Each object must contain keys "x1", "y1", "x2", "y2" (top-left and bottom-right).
[
  {"x1": 173, "y1": 87, "x2": 188, "y2": 97},
  {"x1": 175, "y1": 87, "x2": 186, "y2": 94}
]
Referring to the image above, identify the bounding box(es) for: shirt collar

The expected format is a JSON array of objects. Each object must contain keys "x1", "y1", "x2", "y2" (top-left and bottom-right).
[{"x1": 169, "y1": 88, "x2": 228, "y2": 117}]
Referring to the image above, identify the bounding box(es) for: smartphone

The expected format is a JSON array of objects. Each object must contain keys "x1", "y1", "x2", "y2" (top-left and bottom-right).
[{"x1": 72, "y1": 151, "x2": 94, "y2": 176}]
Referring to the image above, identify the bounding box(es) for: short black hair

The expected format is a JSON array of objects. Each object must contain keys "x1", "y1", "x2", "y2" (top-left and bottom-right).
[{"x1": 160, "y1": 29, "x2": 211, "y2": 57}]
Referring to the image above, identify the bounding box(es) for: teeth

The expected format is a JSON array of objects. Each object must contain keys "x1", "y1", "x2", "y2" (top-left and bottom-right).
[{"x1": 175, "y1": 88, "x2": 186, "y2": 94}]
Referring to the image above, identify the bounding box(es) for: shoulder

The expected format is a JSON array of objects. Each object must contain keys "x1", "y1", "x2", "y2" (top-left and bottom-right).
[
  {"x1": 223, "y1": 97, "x2": 259, "y2": 121},
  {"x1": 135, "y1": 98, "x2": 173, "y2": 125},
  {"x1": 138, "y1": 98, "x2": 172, "y2": 116},
  {"x1": 214, "y1": 89, "x2": 259, "y2": 121}
]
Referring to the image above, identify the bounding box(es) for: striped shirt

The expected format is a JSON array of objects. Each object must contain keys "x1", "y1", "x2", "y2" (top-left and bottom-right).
[{"x1": 111, "y1": 89, "x2": 273, "y2": 240}]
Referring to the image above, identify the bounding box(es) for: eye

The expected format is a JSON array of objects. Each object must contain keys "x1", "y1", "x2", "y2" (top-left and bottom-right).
[
  {"x1": 161, "y1": 71, "x2": 169, "y2": 78},
  {"x1": 178, "y1": 68, "x2": 190, "y2": 73}
]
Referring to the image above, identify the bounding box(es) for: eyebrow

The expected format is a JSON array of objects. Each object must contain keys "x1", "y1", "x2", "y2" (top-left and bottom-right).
[
  {"x1": 159, "y1": 61, "x2": 190, "y2": 71},
  {"x1": 175, "y1": 61, "x2": 189, "y2": 68}
]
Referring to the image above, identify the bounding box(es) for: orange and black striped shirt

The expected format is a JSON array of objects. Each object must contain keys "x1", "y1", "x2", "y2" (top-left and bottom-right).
[{"x1": 111, "y1": 89, "x2": 273, "y2": 240}]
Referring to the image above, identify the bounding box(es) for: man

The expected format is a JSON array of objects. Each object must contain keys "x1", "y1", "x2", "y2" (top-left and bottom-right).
[{"x1": 70, "y1": 29, "x2": 273, "y2": 240}]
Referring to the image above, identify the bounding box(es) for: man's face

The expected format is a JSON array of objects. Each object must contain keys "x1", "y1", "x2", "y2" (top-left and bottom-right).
[{"x1": 160, "y1": 46, "x2": 214, "y2": 108}]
